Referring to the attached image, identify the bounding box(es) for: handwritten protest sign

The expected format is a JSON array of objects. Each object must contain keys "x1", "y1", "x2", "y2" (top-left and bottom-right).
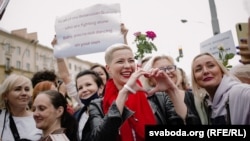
[
  {"x1": 200, "y1": 30, "x2": 236, "y2": 60},
  {"x1": 54, "y1": 3, "x2": 123, "y2": 58}
]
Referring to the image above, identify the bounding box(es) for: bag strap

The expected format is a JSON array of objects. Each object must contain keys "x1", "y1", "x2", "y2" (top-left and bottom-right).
[
  {"x1": 1, "y1": 109, "x2": 7, "y2": 139},
  {"x1": 225, "y1": 98, "x2": 231, "y2": 125},
  {"x1": 9, "y1": 114, "x2": 21, "y2": 141}
]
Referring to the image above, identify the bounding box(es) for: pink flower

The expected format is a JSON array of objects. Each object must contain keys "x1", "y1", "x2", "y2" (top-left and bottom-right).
[
  {"x1": 146, "y1": 31, "x2": 156, "y2": 40},
  {"x1": 134, "y1": 32, "x2": 141, "y2": 37}
]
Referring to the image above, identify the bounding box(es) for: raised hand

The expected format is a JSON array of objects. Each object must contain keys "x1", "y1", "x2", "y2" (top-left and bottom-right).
[
  {"x1": 51, "y1": 35, "x2": 57, "y2": 47},
  {"x1": 121, "y1": 23, "x2": 128, "y2": 44},
  {"x1": 237, "y1": 44, "x2": 250, "y2": 64},
  {"x1": 125, "y1": 69, "x2": 148, "y2": 93},
  {"x1": 146, "y1": 68, "x2": 178, "y2": 96}
]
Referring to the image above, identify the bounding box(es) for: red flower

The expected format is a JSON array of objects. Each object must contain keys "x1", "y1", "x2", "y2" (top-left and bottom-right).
[{"x1": 146, "y1": 31, "x2": 156, "y2": 40}]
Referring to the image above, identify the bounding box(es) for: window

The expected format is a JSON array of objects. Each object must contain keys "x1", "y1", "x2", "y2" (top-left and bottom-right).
[
  {"x1": 36, "y1": 53, "x2": 39, "y2": 60},
  {"x1": 23, "y1": 49, "x2": 30, "y2": 58},
  {"x1": 22, "y1": 48, "x2": 28, "y2": 58},
  {"x1": 27, "y1": 49, "x2": 30, "y2": 57},
  {"x1": 4, "y1": 43, "x2": 10, "y2": 54},
  {"x1": 16, "y1": 46, "x2": 21, "y2": 55},
  {"x1": 16, "y1": 61, "x2": 21, "y2": 69},
  {"x1": 5, "y1": 58, "x2": 10, "y2": 71},
  {"x1": 26, "y1": 63, "x2": 30, "y2": 71},
  {"x1": 36, "y1": 65, "x2": 39, "y2": 71}
]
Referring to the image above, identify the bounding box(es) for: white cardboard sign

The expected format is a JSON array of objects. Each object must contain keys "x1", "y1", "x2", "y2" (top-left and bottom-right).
[
  {"x1": 200, "y1": 30, "x2": 236, "y2": 59},
  {"x1": 54, "y1": 3, "x2": 123, "y2": 58}
]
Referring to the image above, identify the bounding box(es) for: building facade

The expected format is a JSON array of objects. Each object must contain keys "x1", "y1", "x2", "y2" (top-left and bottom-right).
[{"x1": 0, "y1": 28, "x2": 93, "y2": 83}]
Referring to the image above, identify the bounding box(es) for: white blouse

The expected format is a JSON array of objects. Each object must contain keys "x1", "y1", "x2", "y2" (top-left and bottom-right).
[{"x1": 0, "y1": 109, "x2": 42, "y2": 141}]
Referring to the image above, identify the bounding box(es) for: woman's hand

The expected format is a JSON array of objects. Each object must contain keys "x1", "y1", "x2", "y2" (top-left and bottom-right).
[
  {"x1": 116, "y1": 69, "x2": 147, "y2": 113},
  {"x1": 146, "y1": 68, "x2": 187, "y2": 119},
  {"x1": 124, "y1": 69, "x2": 148, "y2": 93},
  {"x1": 237, "y1": 44, "x2": 250, "y2": 64},
  {"x1": 146, "y1": 68, "x2": 178, "y2": 96},
  {"x1": 121, "y1": 23, "x2": 128, "y2": 44},
  {"x1": 51, "y1": 35, "x2": 57, "y2": 47}
]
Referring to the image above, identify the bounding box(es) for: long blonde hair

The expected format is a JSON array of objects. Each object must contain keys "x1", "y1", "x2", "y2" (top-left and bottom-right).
[
  {"x1": 191, "y1": 52, "x2": 230, "y2": 100},
  {"x1": 176, "y1": 67, "x2": 190, "y2": 91},
  {"x1": 191, "y1": 53, "x2": 230, "y2": 124}
]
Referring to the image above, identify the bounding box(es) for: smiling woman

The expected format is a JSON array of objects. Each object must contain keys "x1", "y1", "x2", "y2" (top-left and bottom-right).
[
  {"x1": 191, "y1": 52, "x2": 250, "y2": 125},
  {"x1": 0, "y1": 74, "x2": 42, "y2": 140},
  {"x1": 32, "y1": 90, "x2": 78, "y2": 141}
]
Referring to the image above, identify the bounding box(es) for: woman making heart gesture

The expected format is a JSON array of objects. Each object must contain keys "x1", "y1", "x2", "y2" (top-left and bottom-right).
[{"x1": 81, "y1": 43, "x2": 199, "y2": 141}]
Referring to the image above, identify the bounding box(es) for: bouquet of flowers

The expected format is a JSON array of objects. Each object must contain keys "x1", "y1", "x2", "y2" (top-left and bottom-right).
[{"x1": 133, "y1": 31, "x2": 157, "y2": 60}]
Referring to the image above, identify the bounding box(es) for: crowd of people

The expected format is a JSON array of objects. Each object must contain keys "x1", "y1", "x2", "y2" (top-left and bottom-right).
[{"x1": 0, "y1": 21, "x2": 250, "y2": 141}]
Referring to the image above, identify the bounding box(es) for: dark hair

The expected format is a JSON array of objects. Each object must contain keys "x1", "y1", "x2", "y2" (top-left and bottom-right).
[
  {"x1": 90, "y1": 64, "x2": 110, "y2": 81},
  {"x1": 31, "y1": 70, "x2": 58, "y2": 88},
  {"x1": 39, "y1": 90, "x2": 78, "y2": 141},
  {"x1": 75, "y1": 69, "x2": 104, "y2": 91}
]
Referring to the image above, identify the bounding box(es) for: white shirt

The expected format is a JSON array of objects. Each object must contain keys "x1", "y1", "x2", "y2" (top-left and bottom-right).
[
  {"x1": 78, "y1": 111, "x2": 89, "y2": 140},
  {"x1": 0, "y1": 109, "x2": 42, "y2": 141}
]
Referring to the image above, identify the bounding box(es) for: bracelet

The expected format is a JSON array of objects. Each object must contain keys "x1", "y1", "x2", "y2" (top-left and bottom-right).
[{"x1": 124, "y1": 84, "x2": 136, "y2": 94}]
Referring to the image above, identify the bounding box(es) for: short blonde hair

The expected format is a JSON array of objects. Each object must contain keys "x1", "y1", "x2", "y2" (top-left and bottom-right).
[
  {"x1": 141, "y1": 54, "x2": 176, "y2": 90},
  {"x1": 143, "y1": 54, "x2": 175, "y2": 71},
  {"x1": 0, "y1": 74, "x2": 32, "y2": 109},
  {"x1": 104, "y1": 43, "x2": 132, "y2": 65}
]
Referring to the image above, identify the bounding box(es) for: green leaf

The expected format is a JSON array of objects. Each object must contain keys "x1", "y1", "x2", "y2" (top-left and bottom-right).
[
  {"x1": 176, "y1": 57, "x2": 179, "y2": 62},
  {"x1": 138, "y1": 35, "x2": 146, "y2": 40},
  {"x1": 223, "y1": 60, "x2": 228, "y2": 66},
  {"x1": 219, "y1": 52, "x2": 222, "y2": 60},
  {"x1": 149, "y1": 42, "x2": 157, "y2": 51},
  {"x1": 225, "y1": 53, "x2": 234, "y2": 60}
]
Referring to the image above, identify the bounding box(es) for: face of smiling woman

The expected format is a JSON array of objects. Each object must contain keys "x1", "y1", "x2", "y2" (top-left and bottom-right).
[
  {"x1": 32, "y1": 93, "x2": 63, "y2": 132},
  {"x1": 76, "y1": 74, "x2": 99, "y2": 99},
  {"x1": 152, "y1": 58, "x2": 178, "y2": 84},
  {"x1": 106, "y1": 48, "x2": 135, "y2": 90},
  {"x1": 6, "y1": 81, "x2": 32, "y2": 110},
  {"x1": 192, "y1": 54, "x2": 223, "y2": 90}
]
